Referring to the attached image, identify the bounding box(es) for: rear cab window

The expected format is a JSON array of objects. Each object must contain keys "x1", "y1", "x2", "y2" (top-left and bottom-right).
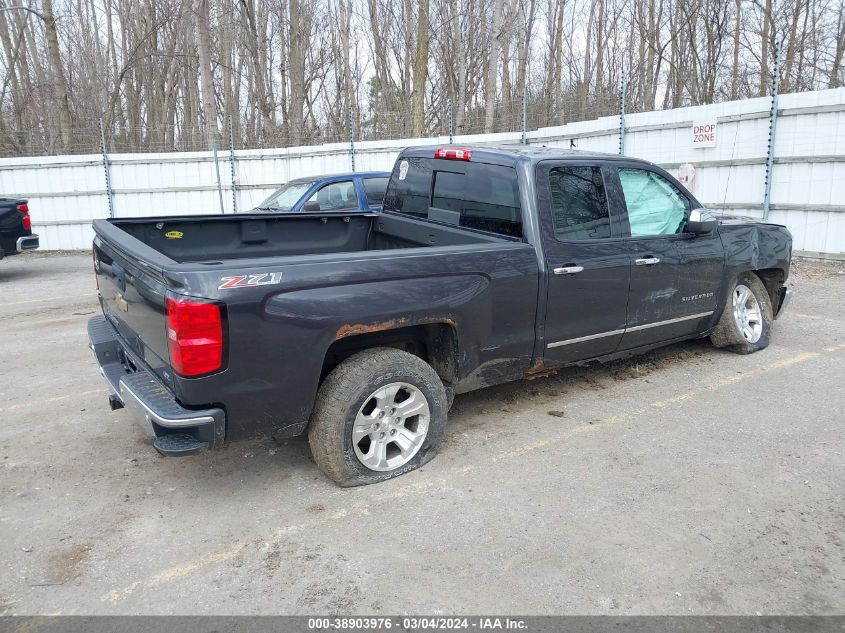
[{"x1": 383, "y1": 156, "x2": 522, "y2": 238}]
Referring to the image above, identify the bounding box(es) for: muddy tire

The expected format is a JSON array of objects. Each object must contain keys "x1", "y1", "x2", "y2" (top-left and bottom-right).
[
  {"x1": 308, "y1": 347, "x2": 448, "y2": 487},
  {"x1": 710, "y1": 272, "x2": 773, "y2": 354}
]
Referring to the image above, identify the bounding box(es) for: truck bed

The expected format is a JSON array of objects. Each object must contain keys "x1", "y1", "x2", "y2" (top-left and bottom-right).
[
  {"x1": 92, "y1": 209, "x2": 539, "y2": 442},
  {"x1": 108, "y1": 211, "x2": 507, "y2": 263}
]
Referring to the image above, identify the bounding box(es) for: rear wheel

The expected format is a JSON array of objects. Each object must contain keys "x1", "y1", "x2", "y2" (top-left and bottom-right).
[
  {"x1": 308, "y1": 347, "x2": 447, "y2": 486},
  {"x1": 710, "y1": 272, "x2": 773, "y2": 354}
]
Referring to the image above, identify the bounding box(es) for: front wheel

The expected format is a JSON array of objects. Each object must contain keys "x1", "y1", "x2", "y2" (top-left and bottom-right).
[
  {"x1": 308, "y1": 347, "x2": 448, "y2": 486},
  {"x1": 710, "y1": 272, "x2": 773, "y2": 354}
]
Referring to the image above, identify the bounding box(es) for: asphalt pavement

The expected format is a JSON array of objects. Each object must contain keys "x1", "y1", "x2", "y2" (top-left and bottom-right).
[{"x1": 0, "y1": 253, "x2": 843, "y2": 615}]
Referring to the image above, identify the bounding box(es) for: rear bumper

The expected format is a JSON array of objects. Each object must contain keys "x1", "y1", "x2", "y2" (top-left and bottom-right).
[
  {"x1": 16, "y1": 234, "x2": 39, "y2": 252},
  {"x1": 774, "y1": 286, "x2": 792, "y2": 320},
  {"x1": 87, "y1": 315, "x2": 225, "y2": 454}
]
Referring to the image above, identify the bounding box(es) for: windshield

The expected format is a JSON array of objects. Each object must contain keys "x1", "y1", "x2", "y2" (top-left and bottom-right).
[{"x1": 255, "y1": 182, "x2": 313, "y2": 212}]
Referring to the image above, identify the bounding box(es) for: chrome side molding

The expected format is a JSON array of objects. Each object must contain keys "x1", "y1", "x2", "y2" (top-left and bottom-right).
[{"x1": 547, "y1": 311, "x2": 714, "y2": 348}]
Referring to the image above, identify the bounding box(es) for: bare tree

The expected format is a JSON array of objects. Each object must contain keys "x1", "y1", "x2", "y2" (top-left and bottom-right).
[
  {"x1": 0, "y1": 0, "x2": 842, "y2": 156},
  {"x1": 483, "y1": 0, "x2": 504, "y2": 131},
  {"x1": 830, "y1": 0, "x2": 845, "y2": 87},
  {"x1": 41, "y1": 0, "x2": 73, "y2": 148},
  {"x1": 412, "y1": 0, "x2": 430, "y2": 135}
]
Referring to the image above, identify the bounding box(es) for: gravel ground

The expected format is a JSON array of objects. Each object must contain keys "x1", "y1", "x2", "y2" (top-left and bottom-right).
[{"x1": 0, "y1": 252, "x2": 843, "y2": 615}]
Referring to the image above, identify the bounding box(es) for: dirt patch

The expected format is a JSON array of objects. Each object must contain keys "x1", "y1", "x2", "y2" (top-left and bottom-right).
[
  {"x1": 790, "y1": 258, "x2": 845, "y2": 280},
  {"x1": 44, "y1": 543, "x2": 92, "y2": 584},
  {"x1": 14, "y1": 250, "x2": 90, "y2": 259},
  {"x1": 264, "y1": 542, "x2": 284, "y2": 572},
  {"x1": 606, "y1": 344, "x2": 710, "y2": 381}
]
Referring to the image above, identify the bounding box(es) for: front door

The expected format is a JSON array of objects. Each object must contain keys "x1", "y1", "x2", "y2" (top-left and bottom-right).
[
  {"x1": 611, "y1": 165, "x2": 724, "y2": 350},
  {"x1": 538, "y1": 163, "x2": 631, "y2": 364}
]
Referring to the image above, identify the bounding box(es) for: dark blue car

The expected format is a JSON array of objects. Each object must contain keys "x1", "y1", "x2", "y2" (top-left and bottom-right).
[{"x1": 252, "y1": 171, "x2": 391, "y2": 213}]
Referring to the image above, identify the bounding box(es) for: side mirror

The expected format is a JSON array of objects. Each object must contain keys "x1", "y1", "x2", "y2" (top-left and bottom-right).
[
  {"x1": 686, "y1": 208, "x2": 718, "y2": 235},
  {"x1": 303, "y1": 201, "x2": 320, "y2": 212}
]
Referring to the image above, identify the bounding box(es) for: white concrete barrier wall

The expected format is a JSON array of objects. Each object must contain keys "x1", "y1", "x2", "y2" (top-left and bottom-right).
[{"x1": 0, "y1": 88, "x2": 842, "y2": 255}]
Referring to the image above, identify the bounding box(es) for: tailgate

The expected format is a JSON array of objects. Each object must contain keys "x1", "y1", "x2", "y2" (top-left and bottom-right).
[
  {"x1": 93, "y1": 235, "x2": 172, "y2": 380},
  {"x1": 0, "y1": 200, "x2": 26, "y2": 253}
]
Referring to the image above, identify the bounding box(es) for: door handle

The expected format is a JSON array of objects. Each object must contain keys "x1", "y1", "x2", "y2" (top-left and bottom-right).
[
  {"x1": 635, "y1": 257, "x2": 660, "y2": 266},
  {"x1": 553, "y1": 265, "x2": 584, "y2": 275}
]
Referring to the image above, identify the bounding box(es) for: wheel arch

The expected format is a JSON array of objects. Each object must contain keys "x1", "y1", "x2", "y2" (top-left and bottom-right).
[
  {"x1": 712, "y1": 266, "x2": 784, "y2": 333},
  {"x1": 321, "y1": 321, "x2": 460, "y2": 388},
  {"x1": 752, "y1": 267, "x2": 787, "y2": 308}
]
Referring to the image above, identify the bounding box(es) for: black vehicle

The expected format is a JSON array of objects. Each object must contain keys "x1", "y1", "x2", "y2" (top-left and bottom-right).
[
  {"x1": 88, "y1": 145, "x2": 792, "y2": 486},
  {"x1": 0, "y1": 198, "x2": 38, "y2": 260}
]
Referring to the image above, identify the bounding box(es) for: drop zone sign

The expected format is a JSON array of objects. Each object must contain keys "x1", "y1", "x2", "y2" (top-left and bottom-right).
[{"x1": 692, "y1": 120, "x2": 717, "y2": 147}]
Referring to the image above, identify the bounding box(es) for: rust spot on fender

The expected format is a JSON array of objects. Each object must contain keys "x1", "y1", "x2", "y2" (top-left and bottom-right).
[
  {"x1": 335, "y1": 317, "x2": 457, "y2": 340},
  {"x1": 335, "y1": 318, "x2": 410, "y2": 339}
]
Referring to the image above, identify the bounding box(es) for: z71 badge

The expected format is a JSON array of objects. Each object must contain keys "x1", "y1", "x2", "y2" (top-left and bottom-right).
[{"x1": 218, "y1": 272, "x2": 283, "y2": 290}]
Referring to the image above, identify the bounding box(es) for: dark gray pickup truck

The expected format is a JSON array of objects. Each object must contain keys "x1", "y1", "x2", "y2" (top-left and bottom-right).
[
  {"x1": 0, "y1": 198, "x2": 39, "y2": 260},
  {"x1": 89, "y1": 145, "x2": 792, "y2": 486}
]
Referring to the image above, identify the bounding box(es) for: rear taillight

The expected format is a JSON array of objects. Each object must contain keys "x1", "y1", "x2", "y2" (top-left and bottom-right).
[
  {"x1": 434, "y1": 147, "x2": 472, "y2": 161},
  {"x1": 17, "y1": 202, "x2": 31, "y2": 231},
  {"x1": 166, "y1": 295, "x2": 224, "y2": 377}
]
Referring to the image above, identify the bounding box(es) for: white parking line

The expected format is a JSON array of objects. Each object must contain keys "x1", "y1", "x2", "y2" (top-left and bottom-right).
[{"x1": 791, "y1": 312, "x2": 845, "y2": 323}]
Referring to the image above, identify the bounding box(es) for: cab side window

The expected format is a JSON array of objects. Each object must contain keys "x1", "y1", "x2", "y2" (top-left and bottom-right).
[
  {"x1": 305, "y1": 181, "x2": 357, "y2": 211},
  {"x1": 618, "y1": 168, "x2": 689, "y2": 237},
  {"x1": 548, "y1": 166, "x2": 611, "y2": 240}
]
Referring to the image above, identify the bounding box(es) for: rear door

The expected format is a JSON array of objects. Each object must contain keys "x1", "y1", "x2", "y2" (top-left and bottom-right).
[
  {"x1": 537, "y1": 162, "x2": 632, "y2": 364},
  {"x1": 609, "y1": 165, "x2": 724, "y2": 350}
]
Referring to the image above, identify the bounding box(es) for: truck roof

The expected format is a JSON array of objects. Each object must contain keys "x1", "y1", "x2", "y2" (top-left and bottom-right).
[{"x1": 400, "y1": 144, "x2": 640, "y2": 167}]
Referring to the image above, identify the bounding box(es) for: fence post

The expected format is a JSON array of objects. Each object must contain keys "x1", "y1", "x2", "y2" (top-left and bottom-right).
[
  {"x1": 763, "y1": 40, "x2": 782, "y2": 220},
  {"x1": 522, "y1": 86, "x2": 528, "y2": 145},
  {"x1": 98, "y1": 117, "x2": 114, "y2": 218},
  {"x1": 447, "y1": 99, "x2": 454, "y2": 144},
  {"x1": 348, "y1": 103, "x2": 356, "y2": 173},
  {"x1": 211, "y1": 136, "x2": 225, "y2": 214},
  {"x1": 228, "y1": 118, "x2": 238, "y2": 214},
  {"x1": 618, "y1": 68, "x2": 626, "y2": 155}
]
